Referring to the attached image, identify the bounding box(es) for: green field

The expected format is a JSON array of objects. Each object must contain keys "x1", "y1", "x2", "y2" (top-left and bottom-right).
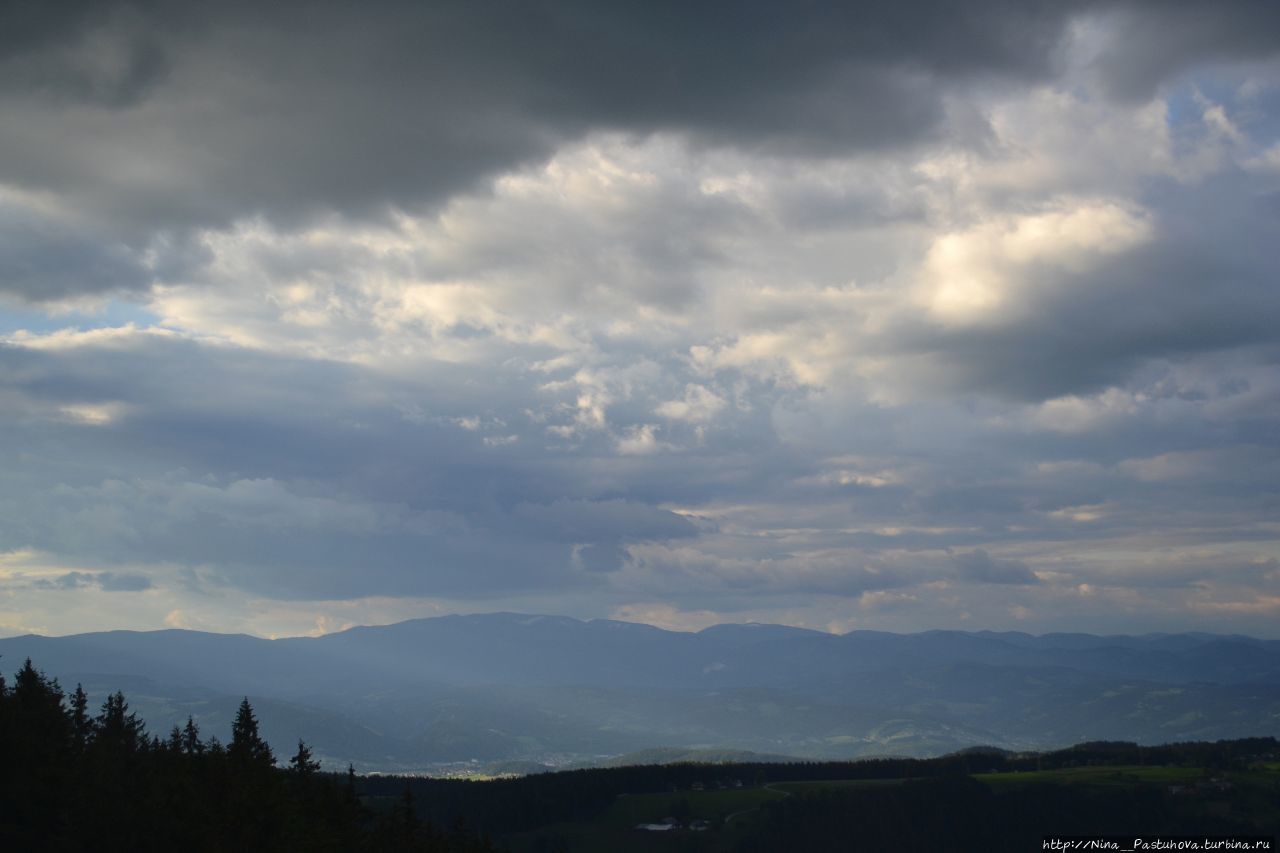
[
  {"x1": 768, "y1": 778, "x2": 906, "y2": 794},
  {"x1": 977, "y1": 765, "x2": 1207, "y2": 789}
]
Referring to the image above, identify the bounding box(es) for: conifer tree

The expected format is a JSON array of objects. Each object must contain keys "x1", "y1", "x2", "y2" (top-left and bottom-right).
[
  {"x1": 12, "y1": 659, "x2": 70, "y2": 757},
  {"x1": 346, "y1": 762, "x2": 359, "y2": 802},
  {"x1": 229, "y1": 697, "x2": 274, "y2": 767},
  {"x1": 70, "y1": 683, "x2": 91, "y2": 753},
  {"x1": 95, "y1": 691, "x2": 147, "y2": 754},
  {"x1": 4, "y1": 661, "x2": 70, "y2": 849},
  {"x1": 13, "y1": 658, "x2": 65, "y2": 715},
  {"x1": 289, "y1": 738, "x2": 320, "y2": 775},
  {"x1": 182, "y1": 715, "x2": 204, "y2": 755}
]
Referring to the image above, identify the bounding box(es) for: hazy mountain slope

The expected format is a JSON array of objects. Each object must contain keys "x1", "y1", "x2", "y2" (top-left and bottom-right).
[{"x1": 3, "y1": 613, "x2": 1278, "y2": 771}]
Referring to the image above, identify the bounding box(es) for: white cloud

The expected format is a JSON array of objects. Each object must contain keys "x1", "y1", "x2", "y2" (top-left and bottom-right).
[
  {"x1": 917, "y1": 201, "x2": 1152, "y2": 326},
  {"x1": 656, "y1": 384, "x2": 727, "y2": 424},
  {"x1": 1028, "y1": 388, "x2": 1144, "y2": 433},
  {"x1": 615, "y1": 424, "x2": 665, "y2": 456}
]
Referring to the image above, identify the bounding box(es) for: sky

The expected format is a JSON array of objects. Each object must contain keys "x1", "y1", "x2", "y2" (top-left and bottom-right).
[{"x1": 1, "y1": 0, "x2": 1278, "y2": 639}]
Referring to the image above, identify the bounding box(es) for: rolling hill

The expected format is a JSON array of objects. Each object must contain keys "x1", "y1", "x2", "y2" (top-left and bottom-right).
[{"x1": 3, "y1": 613, "x2": 1278, "y2": 772}]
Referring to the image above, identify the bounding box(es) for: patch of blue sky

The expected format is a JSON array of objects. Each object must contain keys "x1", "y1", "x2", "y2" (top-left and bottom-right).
[
  {"x1": 1162, "y1": 79, "x2": 1216, "y2": 130},
  {"x1": 1165, "y1": 69, "x2": 1280, "y2": 138},
  {"x1": 0, "y1": 299, "x2": 159, "y2": 337}
]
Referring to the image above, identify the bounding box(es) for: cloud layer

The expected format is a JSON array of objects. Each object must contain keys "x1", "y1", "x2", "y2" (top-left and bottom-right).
[{"x1": 1, "y1": 0, "x2": 1278, "y2": 638}]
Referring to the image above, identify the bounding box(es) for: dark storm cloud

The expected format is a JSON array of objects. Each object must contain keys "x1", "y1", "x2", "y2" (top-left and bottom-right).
[
  {"x1": 0, "y1": 0, "x2": 171, "y2": 109},
  {"x1": 4, "y1": 1, "x2": 1273, "y2": 298},
  {"x1": 0, "y1": 0, "x2": 1091, "y2": 268},
  {"x1": 1094, "y1": 1, "x2": 1280, "y2": 101}
]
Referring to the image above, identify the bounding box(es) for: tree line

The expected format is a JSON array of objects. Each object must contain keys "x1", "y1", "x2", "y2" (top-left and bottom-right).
[
  {"x1": 360, "y1": 735, "x2": 1279, "y2": 837},
  {"x1": 0, "y1": 659, "x2": 494, "y2": 851}
]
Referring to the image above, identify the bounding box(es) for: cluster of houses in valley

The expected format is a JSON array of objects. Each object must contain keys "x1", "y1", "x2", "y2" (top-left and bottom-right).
[
  {"x1": 688, "y1": 777, "x2": 744, "y2": 791},
  {"x1": 1166, "y1": 776, "x2": 1234, "y2": 796},
  {"x1": 634, "y1": 818, "x2": 711, "y2": 833},
  {"x1": 634, "y1": 777, "x2": 748, "y2": 833}
]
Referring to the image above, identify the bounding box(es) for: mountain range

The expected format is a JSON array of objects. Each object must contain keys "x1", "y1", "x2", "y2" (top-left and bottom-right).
[{"x1": 3, "y1": 613, "x2": 1278, "y2": 773}]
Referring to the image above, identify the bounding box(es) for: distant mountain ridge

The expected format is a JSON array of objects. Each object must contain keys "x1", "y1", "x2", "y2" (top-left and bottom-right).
[{"x1": 3, "y1": 612, "x2": 1278, "y2": 773}]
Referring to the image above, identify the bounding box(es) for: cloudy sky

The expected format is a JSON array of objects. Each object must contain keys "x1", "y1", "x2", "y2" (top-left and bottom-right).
[{"x1": 1, "y1": 0, "x2": 1278, "y2": 639}]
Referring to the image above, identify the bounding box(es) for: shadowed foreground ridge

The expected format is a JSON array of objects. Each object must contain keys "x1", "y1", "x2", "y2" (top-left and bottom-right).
[
  {"x1": 3, "y1": 659, "x2": 1277, "y2": 852},
  {"x1": 0, "y1": 659, "x2": 493, "y2": 852}
]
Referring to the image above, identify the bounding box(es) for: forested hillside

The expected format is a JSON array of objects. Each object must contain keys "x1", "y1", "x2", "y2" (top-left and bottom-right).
[
  {"x1": 4, "y1": 658, "x2": 1276, "y2": 852},
  {"x1": 0, "y1": 659, "x2": 493, "y2": 852}
]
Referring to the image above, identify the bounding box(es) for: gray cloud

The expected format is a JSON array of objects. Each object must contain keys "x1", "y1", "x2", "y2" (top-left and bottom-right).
[
  {"x1": 1093, "y1": 1, "x2": 1280, "y2": 101},
  {"x1": 1, "y1": 1, "x2": 1278, "y2": 637},
  {"x1": 894, "y1": 176, "x2": 1280, "y2": 401},
  {"x1": 0, "y1": 333, "x2": 710, "y2": 599},
  {"x1": 0, "y1": 1, "x2": 171, "y2": 108},
  {"x1": 951, "y1": 549, "x2": 1040, "y2": 585},
  {"x1": 509, "y1": 500, "x2": 697, "y2": 544},
  {"x1": 34, "y1": 570, "x2": 152, "y2": 592},
  {"x1": 96, "y1": 571, "x2": 153, "y2": 592},
  {"x1": 0, "y1": 0, "x2": 1091, "y2": 262},
  {"x1": 0, "y1": 316, "x2": 1275, "y2": 628},
  {"x1": 0, "y1": 197, "x2": 151, "y2": 300}
]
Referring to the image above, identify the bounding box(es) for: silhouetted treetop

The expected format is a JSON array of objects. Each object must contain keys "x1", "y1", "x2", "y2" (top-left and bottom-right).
[{"x1": 229, "y1": 696, "x2": 275, "y2": 768}]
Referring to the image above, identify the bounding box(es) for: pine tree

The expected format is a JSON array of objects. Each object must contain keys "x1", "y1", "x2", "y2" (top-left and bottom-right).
[
  {"x1": 229, "y1": 697, "x2": 274, "y2": 767},
  {"x1": 182, "y1": 715, "x2": 204, "y2": 756},
  {"x1": 12, "y1": 659, "x2": 71, "y2": 758},
  {"x1": 289, "y1": 738, "x2": 320, "y2": 775},
  {"x1": 13, "y1": 658, "x2": 65, "y2": 713},
  {"x1": 6, "y1": 659, "x2": 71, "y2": 841},
  {"x1": 94, "y1": 691, "x2": 147, "y2": 754},
  {"x1": 70, "y1": 683, "x2": 91, "y2": 753}
]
